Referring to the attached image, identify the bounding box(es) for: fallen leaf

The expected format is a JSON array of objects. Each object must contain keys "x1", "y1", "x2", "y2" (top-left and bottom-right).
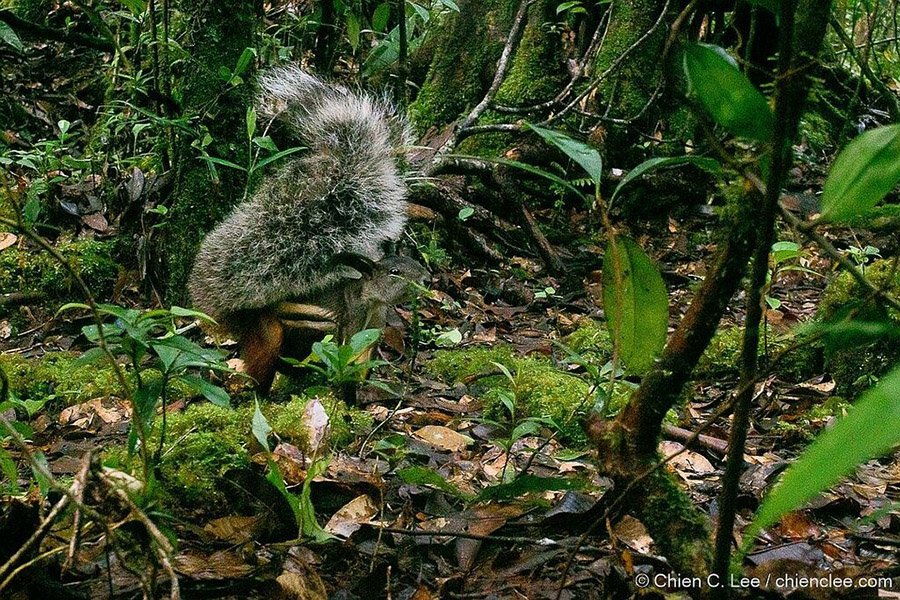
[
  {"x1": 325, "y1": 495, "x2": 378, "y2": 539},
  {"x1": 413, "y1": 425, "x2": 471, "y2": 452},
  {"x1": 0, "y1": 233, "x2": 17, "y2": 251}
]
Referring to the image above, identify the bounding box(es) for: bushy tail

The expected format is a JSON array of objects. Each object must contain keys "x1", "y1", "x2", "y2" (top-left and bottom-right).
[{"x1": 257, "y1": 65, "x2": 410, "y2": 168}]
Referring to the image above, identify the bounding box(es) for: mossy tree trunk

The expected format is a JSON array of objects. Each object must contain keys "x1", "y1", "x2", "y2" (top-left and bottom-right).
[
  {"x1": 590, "y1": 0, "x2": 688, "y2": 156},
  {"x1": 160, "y1": 0, "x2": 259, "y2": 305},
  {"x1": 408, "y1": 0, "x2": 521, "y2": 132}
]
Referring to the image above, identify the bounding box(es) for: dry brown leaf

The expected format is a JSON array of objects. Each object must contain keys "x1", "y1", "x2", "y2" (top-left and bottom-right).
[
  {"x1": 325, "y1": 494, "x2": 378, "y2": 539},
  {"x1": 0, "y1": 232, "x2": 17, "y2": 251},
  {"x1": 413, "y1": 425, "x2": 471, "y2": 452},
  {"x1": 203, "y1": 515, "x2": 261, "y2": 544}
]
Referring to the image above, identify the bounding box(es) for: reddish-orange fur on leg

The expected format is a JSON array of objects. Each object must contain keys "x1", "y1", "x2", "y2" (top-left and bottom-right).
[{"x1": 240, "y1": 311, "x2": 284, "y2": 393}]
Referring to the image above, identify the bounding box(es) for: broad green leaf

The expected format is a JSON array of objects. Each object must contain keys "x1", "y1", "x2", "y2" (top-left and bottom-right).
[
  {"x1": 0, "y1": 21, "x2": 23, "y2": 52},
  {"x1": 0, "y1": 447, "x2": 20, "y2": 493},
  {"x1": 252, "y1": 400, "x2": 272, "y2": 452},
  {"x1": 372, "y1": 3, "x2": 390, "y2": 32},
  {"x1": 819, "y1": 125, "x2": 900, "y2": 223},
  {"x1": 266, "y1": 459, "x2": 302, "y2": 524},
  {"x1": 179, "y1": 375, "x2": 230, "y2": 407},
  {"x1": 682, "y1": 43, "x2": 774, "y2": 143},
  {"x1": 609, "y1": 156, "x2": 721, "y2": 205},
  {"x1": 475, "y1": 474, "x2": 583, "y2": 502},
  {"x1": 233, "y1": 47, "x2": 256, "y2": 77},
  {"x1": 529, "y1": 124, "x2": 603, "y2": 184},
  {"x1": 602, "y1": 236, "x2": 669, "y2": 374},
  {"x1": 298, "y1": 457, "x2": 334, "y2": 541},
  {"x1": 346, "y1": 13, "x2": 360, "y2": 52},
  {"x1": 170, "y1": 305, "x2": 217, "y2": 324},
  {"x1": 745, "y1": 364, "x2": 900, "y2": 549},
  {"x1": 770, "y1": 241, "x2": 802, "y2": 265}
]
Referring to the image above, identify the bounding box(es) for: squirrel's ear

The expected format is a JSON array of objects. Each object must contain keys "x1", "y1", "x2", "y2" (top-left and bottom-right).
[
  {"x1": 380, "y1": 240, "x2": 398, "y2": 256},
  {"x1": 330, "y1": 252, "x2": 377, "y2": 276}
]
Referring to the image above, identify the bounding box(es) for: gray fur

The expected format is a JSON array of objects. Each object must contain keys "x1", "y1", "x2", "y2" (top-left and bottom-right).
[{"x1": 189, "y1": 67, "x2": 411, "y2": 322}]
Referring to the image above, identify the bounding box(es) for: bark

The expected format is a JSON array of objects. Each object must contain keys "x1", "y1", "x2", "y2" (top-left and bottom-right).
[{"x1": 160, "y1": 0, "x2": 259, "y2": 304}]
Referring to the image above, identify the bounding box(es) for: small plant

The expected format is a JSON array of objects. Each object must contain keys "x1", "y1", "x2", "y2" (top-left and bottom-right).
[
  {"x1": 251, "y1": 400, "x2": 334, "y2": 542},
  {"x1": 475, "y1": 362, "x2": 559, "y2": 482},
  {"x1": 765, "y1": 240, "x2": 820, "y2": 310},
  {"x1": 58, "y1": 303, "x2": 233, "y2": 458},
  {"x1": 292, "y1": 329, "x2": 390, "y2": 402},
  {"x1": 534, "y1": 285, "x2": 558, "y2": 300},
  {"x1": 846, "y1": 244, "x2": 880, "y2": 271}
]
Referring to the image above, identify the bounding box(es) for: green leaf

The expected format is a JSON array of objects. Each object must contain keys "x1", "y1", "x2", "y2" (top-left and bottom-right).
[
  {"x1": 396, "y1": 466, "x2": 470, "y2": 499},
  {"x1": 602, "y1": 236, "x2": 669, "y2": 374},
  {"x1": 610, "y1": 156, "x2": 721, "y2": 205},
  {"x1": 265, "y1": 459, "x2": 302, "y2": 525},
  {"x1": 31, "y1": 452, "x2": 51, "y2": 496},
  {"x1": 254, "y1": 146, "x2": 305, "y2": 170},
  {"x1": 200, "y1": 155, "x2": 246, "y2": 171},
  {"x1": 0, "y1": 447, "x2": 20, "y2": 493},
  {"x1": 350, "y1": 329, "x2": 381, "y2": 354},
  {"x1": 170, "y1": 305, "x2": 217, "y2": 324},
  {"x1": 246, "y1": 106, "x2": 257, "y2": 140},
  {"x1": 233, "y1": 47, "x2": 256, "y2": 77},
  {"x1": 252, "y1": 400, "x2": 272, "y2": 452},
  {"x1": 745, "y1": 364, "x2": 900, "y2": 549},
  {"x1": 346, "y1": 12, "x2": 360, "y2": 52},
  {"x1": 372, "y1": 3, "x2": 390, "y2": 32},
  {"x1": 298, "y1": 457, "x2": 334, "y2": 541},
  {"x1": 179, "y1": 375, "x2": 231, "y2": 407},
  {"x1": 475, "y1": 474, "x2": 583, "y2": 502},
  {"x1": 528, "y1": 124, "x2": 603, "y2": 184},
  {"x1": 0, "y1": 21, "x2": 24, "y2": 52},
  {"x1": 819, "y1": 125, "x2": 900, "y2": 223},
  {"x1": 682, "y1": 43, "x2": 774, "y2": 143}
]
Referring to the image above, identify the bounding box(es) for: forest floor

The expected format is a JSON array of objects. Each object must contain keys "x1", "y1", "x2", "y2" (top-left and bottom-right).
[
  {"x1": 1, "y1": 38, "x2": 899, "y2": 600},
  {"x1": 2, "y1": 200, "x2": 898, "y2": 599}
]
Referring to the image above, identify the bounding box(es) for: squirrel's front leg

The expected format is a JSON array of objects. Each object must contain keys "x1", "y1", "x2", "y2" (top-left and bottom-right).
[{"x1": 240, "y1": 311, "x2": 284, "y2": 394}]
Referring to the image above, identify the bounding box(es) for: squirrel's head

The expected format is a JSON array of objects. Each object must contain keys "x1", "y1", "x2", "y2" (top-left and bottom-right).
[{"x1": 330, "y1": 253, "x2": 429, "y2": 305}]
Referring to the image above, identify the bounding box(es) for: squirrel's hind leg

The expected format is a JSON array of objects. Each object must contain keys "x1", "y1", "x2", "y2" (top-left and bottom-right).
[{"x1": 241, "y1": 311, "x2": 284, "y2": 394}]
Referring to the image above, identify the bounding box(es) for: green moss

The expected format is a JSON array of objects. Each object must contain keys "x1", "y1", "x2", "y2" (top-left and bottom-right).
[
  {"x1": 494, "y1": 1, "x2": 565, "y2": 107},
  {"x1": 409, "y1": 0, "x2": 514, "y2": 132},
  {"x1": 636, "y1": 469, "x2": 711, "y2": 575},
  {"x1": 817, "y1": 259, "x2": 900, "y2": 395},
  {"x1": 819, "y1": 259, "x2": 900, "y2": 325},
  {"x1": 798, "y1": 110, "x2": 834, "y2": 157},
  {"x1": 269, "y1": 392, "x2": 374, "y2": 449},
  {"x1": 695, "y1": 325, "x2": 821, "y2": 383},
  {"x1": 427, "y1": 345, "x2": 613, "y2": 443},
  {"x1": 0, "y1": 351, "x2": 122, "y2": 406},
  {"x1": 0, "y1": 238, "x2": 120, "y2": 301},
  {"x1": 426, "y1": 345, "x2": 518, "y2": 381},
  {"x1": 107, "y1": 389, "x2": 374, "y2": 513},
  {"x1": 163, "y1": 0, "x2": 255, "y2": 304},
  {"x1": 152, "y1": 403, "x2": 252, "y2": 509},
  {"x1": 563, "y1": 319, "x2": 614, "y2": 365}
]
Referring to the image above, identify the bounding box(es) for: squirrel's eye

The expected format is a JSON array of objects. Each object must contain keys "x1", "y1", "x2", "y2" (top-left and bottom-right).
[{"x1": 390, "y1": 268, "x2": 401, "y2": 275}]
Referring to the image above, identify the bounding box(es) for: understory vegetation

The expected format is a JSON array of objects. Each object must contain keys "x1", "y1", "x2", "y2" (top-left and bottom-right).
[{"x1": 1, "y1": 0, "x2": 899, "y2": 598}]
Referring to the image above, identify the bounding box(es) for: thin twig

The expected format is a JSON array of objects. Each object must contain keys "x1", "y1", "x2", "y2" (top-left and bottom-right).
[{"x1": 433, "y1": 0, "x2": 536, "y2": 159}]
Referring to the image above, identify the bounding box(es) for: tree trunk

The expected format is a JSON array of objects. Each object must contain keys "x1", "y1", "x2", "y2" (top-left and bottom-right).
[{"x1": 161, "y1": 0, "x2": 259, "y2": 305}]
